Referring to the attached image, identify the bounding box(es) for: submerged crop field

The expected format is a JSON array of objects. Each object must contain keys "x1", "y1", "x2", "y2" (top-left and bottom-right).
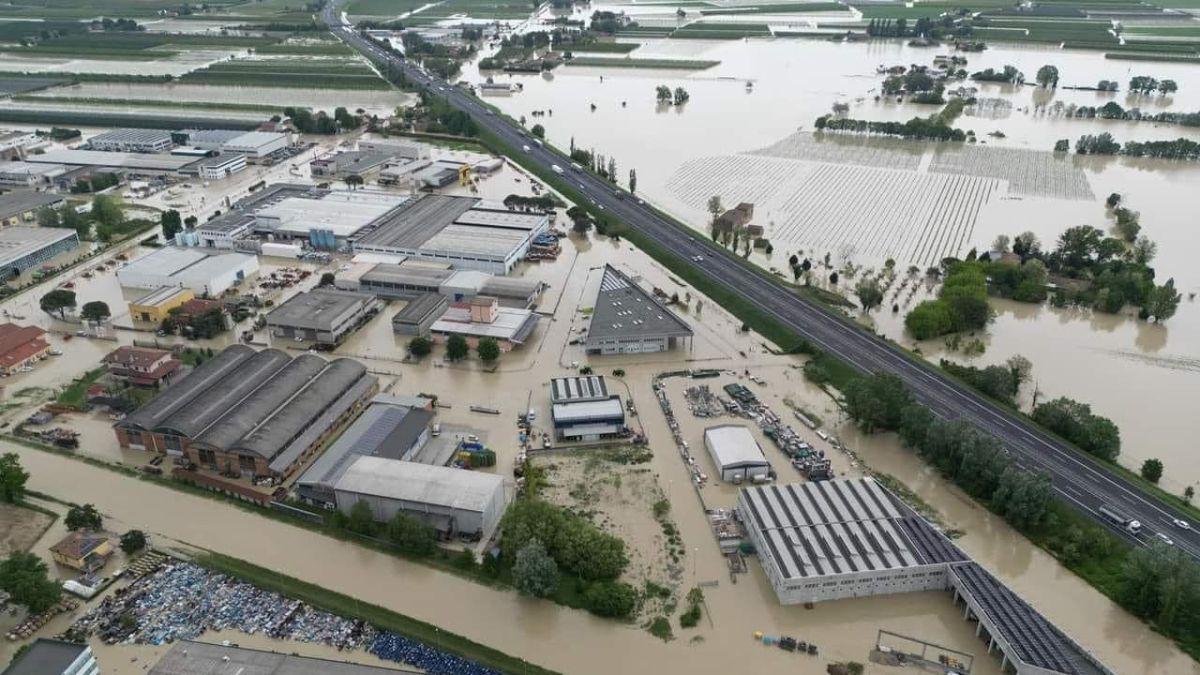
[
  {"x1": 564, "y1": 56, "x2": 720, "y2": 69},
  {"x1": 180, "y1": 58, "x2": 391, "y2": 89}
]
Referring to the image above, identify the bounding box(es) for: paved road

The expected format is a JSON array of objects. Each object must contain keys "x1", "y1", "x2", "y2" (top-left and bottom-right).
[{"x1": 324, "y1": 6, "x2": 1199, "y2": 559}]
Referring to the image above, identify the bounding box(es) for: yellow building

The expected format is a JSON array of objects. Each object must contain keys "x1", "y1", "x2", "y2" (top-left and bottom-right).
[
  {"x1": 49, "y1": 531, "x2": 113, "y2": 572},
  {"x1": 129, "y1": 286, "x2": 195, "y2": 323}
]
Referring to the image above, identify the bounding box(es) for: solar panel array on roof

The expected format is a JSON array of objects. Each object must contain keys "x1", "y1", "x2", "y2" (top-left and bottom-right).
[
  {"x1": 951, "y1": 562, "x2": 1107, "y2": 675},
  {"x1": 740, "y1": 479, "x2": 928, "y2": 579},
  {"x1": 550, "y1": 375, "x2": 610, "y2": 403}
]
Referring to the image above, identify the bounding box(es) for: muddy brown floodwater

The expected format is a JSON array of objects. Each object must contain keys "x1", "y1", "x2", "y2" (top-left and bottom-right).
[{"x1": 472, "y1": 28, "x2": 1200, "y2": 491}]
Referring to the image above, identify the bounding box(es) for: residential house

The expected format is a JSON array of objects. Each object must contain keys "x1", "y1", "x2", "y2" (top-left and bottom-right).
[
  {"x1": 714, "y1": 202, "x2": 754, "y2": 235},
  {"x1": 49, "y1": 531, "x2": 113, "y2": 572},
  {"x1": 0, "y1": 323, "x2": 49, "y2": 375},
  {"x1": 103, "y1": 346, "x2": 181, "y2": 387}
]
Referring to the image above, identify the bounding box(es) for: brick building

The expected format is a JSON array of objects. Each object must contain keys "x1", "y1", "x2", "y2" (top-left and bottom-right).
[
  {"x1": 0, "y1": 322, "x2": 49, "y2": 375},
  {"x1": 102, "y1": 345, "x2": 180, "y2": 387}
]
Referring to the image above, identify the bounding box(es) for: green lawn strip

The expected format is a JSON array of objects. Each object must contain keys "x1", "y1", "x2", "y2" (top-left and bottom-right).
[
  {"x1": 13, "y1": 95, "x2": 284, "y2": 113},
  {"x1": 1105, "y1": 51, "x2": 1200, "y2": 62},
  {"x1": 1, "y1": 47, "x2": 177, "y2": 60},
  {"x1": 256, "y1": 42, "x2": 355, "y2": 54},
  {"x1": 566, "y1": 42, "x2": 640, "y2": 53},
  {"x1": 39, "y1": 32, "x2": 276, "y2": 49},
  {"x1": 56, "y1": 366, "x2": 105, "y2": 409},
  {"x1": 700, "y1": 2, "x2": 844, "y2": 14},
  {"x1": 179, "y1": 71, "x2": 392, "y2": 89},
  {"x1": 196, "y1": 553, "x2": 563, "y2": 675},
  {"x1": 564, "y1": 56, "x2": 720, "y2": 69}
]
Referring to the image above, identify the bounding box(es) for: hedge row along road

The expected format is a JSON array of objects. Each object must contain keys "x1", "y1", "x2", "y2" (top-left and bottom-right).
[{"x1": 322, "y1": 1, "x2": 1200, "y2": 561}]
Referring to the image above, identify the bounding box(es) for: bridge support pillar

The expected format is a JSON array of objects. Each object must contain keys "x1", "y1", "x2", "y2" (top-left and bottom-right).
[
  {"x1": 1001, "y1": 653, "x2": 1008, "y2": 672},
  {"x1": 988, "y1": 636, "x2": 995, "y2": 653},
  {"x1": 976, "y1": 621, "x2": 983, "y2": 637}
]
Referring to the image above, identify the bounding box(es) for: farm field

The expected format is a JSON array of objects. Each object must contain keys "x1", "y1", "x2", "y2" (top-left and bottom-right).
[
  {"x1": 929, "y1": 146, "x2": 1094, "y2": 200},
  {"x1": 564, "y1": 56, "x2": 720, "y2": 69},
  {"x1": 179, "y1": 57, "x2": 392, "y2": 89},
  {"x1": 0, "y1": 503, "x2": 54, "y2": 558}
]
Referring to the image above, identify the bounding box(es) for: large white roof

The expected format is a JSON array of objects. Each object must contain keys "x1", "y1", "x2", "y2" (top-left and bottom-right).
[
  {"x1": 704, "y1": 425, "x2": 767, "y2": 469},
  {"x1": 334, "y1": 456, "x2": 504, "y2": 513}
]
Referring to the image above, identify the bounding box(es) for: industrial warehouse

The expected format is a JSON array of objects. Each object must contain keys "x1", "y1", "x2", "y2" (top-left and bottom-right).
[
  {"x1": 585, "y1": 264, "x2": 693, "y2": 355},
  {"x1": 350, "y1": 263, "x2": 542, "y2": 307},
  {"x1": 295, "y1": 394, "x2": 435, "y2": 509},
  {"x1": 352, "y1": 194, "x2": 550, "y2": 273},
  {"x1": 334, "y1": 456, "x2": 510, "y2": 542},
  {"x1": 116, "y1": 246, "x2": 260, "y2": 296},
  {"x1": 704, "y1": 424, "x2": 770, "y2": 483},
  {"x1": 550, "y1": 375, "x2": 627, "y2": 441},
  {"x1": 738, "y1": 477, "x2": 1112, "y2": 675},
  {"x1": 0, "y1": 226, "x2": 79, "y2": 279},
  {"x1": 266, "y1": 288, "x2": 380, "y2": 346},
  {"x1": 114, "y1": 345, "x2": 377, "y2": 479}
]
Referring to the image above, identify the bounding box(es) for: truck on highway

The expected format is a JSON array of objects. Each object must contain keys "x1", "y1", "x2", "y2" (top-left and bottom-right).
[
  {"x1": 1098, "y1": 505, "x2": 1142, "y2": 534},
  {"x1": 552, "y1": 164, "x2": 564, "y2": 175}
]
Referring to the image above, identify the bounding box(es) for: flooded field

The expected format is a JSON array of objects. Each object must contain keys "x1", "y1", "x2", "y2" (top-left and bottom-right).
[
  {"x1": 20, "y1": 81, "x2": 410, "y2": 114},
  {"x1": 471, "y1": 30, "x2": 1200, "y2": 490}
]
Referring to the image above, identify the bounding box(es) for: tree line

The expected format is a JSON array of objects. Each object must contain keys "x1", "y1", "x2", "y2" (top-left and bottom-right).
[
  {"x1": 1072, "y1": 132, "x2": 1200, "y2": 161},
  {"x1": 841, "y1": 374, "x2": 1055, "y2": 531},
  {"x1": 814, "y1": 113, "x2": 966, "y2": 141}
]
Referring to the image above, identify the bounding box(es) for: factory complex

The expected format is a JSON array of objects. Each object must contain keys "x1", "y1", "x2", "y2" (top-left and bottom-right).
[
  {"x1": 116, "y1": 246, "x2": 260, "y2": 297},
  {"x1": 739, "y1": 478, "x2": 1112, "y2": 675},
  {"x1": 114, "y1": 345, "x2": 377, "y2": 480},
  {"x1": 586, "y1": 264, "x2": 693, "y2": 355}
]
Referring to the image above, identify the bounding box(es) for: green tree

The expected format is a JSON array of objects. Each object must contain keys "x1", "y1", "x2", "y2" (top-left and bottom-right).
[
  {"x1": 65, "y1": 503, "x2": 102, "y2": 531},
  {"x1": 160, "y1": 209, "x2": 182, "y2": 240},
  {"x1": 673, "y1": 86, "x2": 689, "y2": 105},
  {"x1": 1121, "y1": 542, "x2": 1200, "y2": 629},
  {"x1": 408, "y1": 336, "x2": 432, "y2": 357},
  {"x1": 854, "y1": 278, "x2": 884, "y2": 313},
  {"x1": 1185, "y1": 486, "x2": 1195, "y2": 504},
  {"x1": 318, "y1": 272, "x2": 336, "y2": 287},
  {"x1": 346, "y1": 500, "x2": 375, "y2": 535},
  {"x1": 0, "y1": 552, "x2": 62, "y2": 613},
  {"x1": 119, "y1": 529, "x2": 147, "y2": 555},
  {"x1": 39, "y1": 289, "x2": 76, "y2": 319},
  {"x1": 706, "y1": 195, "x2": 723, "y2": 226},
  {"x1": 446, "y1": 335, "x2": 469, "y2": 361},
  {"x1": 512, "y1": 538, "x2": 558, "y2": 597},
  {"x1": 844, "y1": 374, "x2": 912, "y2": 433},
  {"x1": 477, "y1": 336, "x2": 501, "y2": 363},
  {"x1": 0, "y1": 453, "x2": 29, "y2": 503},
  {"x1": 991, "y1": 468, "x2": 1053, "y2": 530},
  {"x1": 1141, "y1": 458, "x2": 1164, "y2": 484},
  {"x1": 386, "y1": 512, "x2": 436, "y2": 555},
  {"x1": 531, "y1": 124, "x2": 545, "y2": 138},
  {"x1": 91, "y1": 194, "x2": 124, "y2": 228},
  {"x1": 655, "y1": 85, "x2": 672, "y2": 102},
  {"x1": 80, "y1": 301, "x2": 111, "y2": 323},
  {"x1": 1145, "y1": 278, "x2": 1181, "y2": 323},
  {"x1": 1035, "y1": 64, "x2": 1059, "y2": 88},
  {"x1": 629, "y1": 169, "x2": 637, "y2": 195},
  {"x1": 1031, "y1": 397, "x2": 1121, "y2": 461},
  {"x1": 35, "y1": 206, "x2": 60, "y2": 228},
  {"x1": 582, "y1": 581, "x2": 636, "y2": 618}
]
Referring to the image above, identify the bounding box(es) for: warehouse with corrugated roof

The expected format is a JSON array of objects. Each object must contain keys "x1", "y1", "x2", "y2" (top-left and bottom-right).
[{"x1": 114, "y1": 345, "x2": 377, "y2": 478}]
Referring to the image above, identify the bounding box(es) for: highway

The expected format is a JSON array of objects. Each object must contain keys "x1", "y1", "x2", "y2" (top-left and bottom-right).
[{"x1": 323, "y1": 4, "x2": 1199, "y2": 559}]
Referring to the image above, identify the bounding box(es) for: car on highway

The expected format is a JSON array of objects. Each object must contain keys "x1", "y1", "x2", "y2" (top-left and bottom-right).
[
  {"x1": 1174, "y1": 518, "x2": 1191, "y2": 530},
  {"x1": 523, "y1": 145, "x2": 530, "y2": 152},
  {"x1": 692, "y1": 255, "x2": 704, "y2": 262},
  {"x1": 1156, "y1": 532, "x2": 1175, "y2": 546}
]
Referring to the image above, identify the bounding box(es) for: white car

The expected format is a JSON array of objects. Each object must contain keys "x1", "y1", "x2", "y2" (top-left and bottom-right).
[
  {"x1": 692, "y1": 255, "x2": 704, "y2": 262},
  {"x1": 1173, "y1": 518, "x2": 1191, "y2": 530},
  {"x1": 1156, "y1": 532, "x2": 1175, "y2": 546}
]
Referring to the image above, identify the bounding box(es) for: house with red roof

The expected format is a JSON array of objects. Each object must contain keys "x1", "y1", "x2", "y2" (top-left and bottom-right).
[
  {"x1": 0, "y1": 323, "x2": 49, "y2": 375},
  {"x1": 102, "y1": 345, "x2": 181, "y2": 387}
]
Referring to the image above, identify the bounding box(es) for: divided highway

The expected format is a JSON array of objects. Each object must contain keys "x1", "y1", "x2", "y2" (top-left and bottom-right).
[{"x1": 323, "y1": 4, "x2": 1199, "y2": 559}]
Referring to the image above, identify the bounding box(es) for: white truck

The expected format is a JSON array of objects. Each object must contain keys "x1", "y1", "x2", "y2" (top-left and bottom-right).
[
  {"x1": 1098, "y1": 505, "x2": 1142, "y2": 535},
  {"x1": 552, "y1": 164, "x2": 564, "y2": 175}
]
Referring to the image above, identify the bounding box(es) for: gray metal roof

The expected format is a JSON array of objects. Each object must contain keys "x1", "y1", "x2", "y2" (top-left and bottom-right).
[
  {"x1": 149, "y1": 640, "x2": 418, "y2": 675},
  {"x1": 0, "y1": 190, "x2": 65, "y2": 220},
  {"x1": 297, "y1": 401, "x2": 434, "y2": 491},
  {"x1": 551, "y1": 397, "x2": 625, "y2": 424},
  {"x1": 90, "y1": 128, "x2": 172, "y2": 145},
  {"x1": 191, "y1": 353, "x2": 328, "y2": 450},
  {"x1": 478, "y1": 276, "x2": 542, "y2": 302},
  {"x1": 233, "y1": 358, "x2": 369, "y2": 460},
  {"x1": 266, "y1": 289, "x2": 372, "y2": 332},
  {"x1": 119, "y1": 345, "x2": 256, "y2": 432},
  {"x1": 3, "y1": 639, "x2": 88, "y2": 675},
  {"x1": 352, "y1": 194, "x2": 477, "y2": 249},
  {"x1": 739, "y1": 478, "x2": 932, "y2": 579},
  {"x1": 586, "y1": 265, "x2": 692, "y2": 343},
  {"x1": 334, "y1": 455, "x2": 504, "y2": 514},
  {"x1": 550, "y1": 375, "x2": 609, "y2": 403},
  {"x1": 156, "y1": 349, "x2": 293, "y2": 438},
  {"x1": 0, "y1": 226, "x2": 77, "y2": 268},
  {"x1": 360, "y1": 263, "x2": 453, "y2": 289},
  {"x1": 951, "y1": 562, "x2": 1107, "y2": 675},
  {"x1": 392, "y1": 293, "x2": 447, "y2": 325}
]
